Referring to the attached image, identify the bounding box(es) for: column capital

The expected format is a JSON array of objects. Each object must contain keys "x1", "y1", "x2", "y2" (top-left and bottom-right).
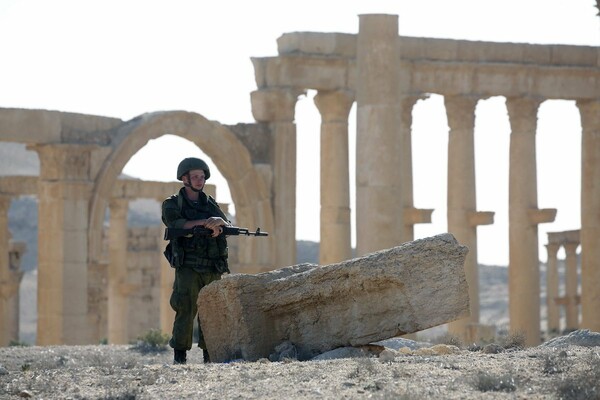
[
  {"x1": 563, "y1": 241, "x2": 579, "y2": 255},
  {"x1": 545, "y1": 242, "x2": 561, "y2": 257},
  {"x1": 27, "y1": 143, "x2": 99, "y2": 181},
  {"x1": 313, "y1": 90, "x2": 354, "y2": 123},
  {"x1": 506, "y1": 97, "x2": 543, "y2": 133},
  {"x1": 576, "y1": 99, "x2": 600, "y2": 128},
  {"x1": 250, "y1": 88, "x2": 306, "y2": 122},
  {"x1": 444, "y1": 95, "x2": 479, "y2": 130}
]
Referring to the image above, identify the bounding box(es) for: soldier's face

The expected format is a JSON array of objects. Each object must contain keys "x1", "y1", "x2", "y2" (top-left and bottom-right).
[{"x1": 185, "y1": 169, "x2": 206, "y2": 190}]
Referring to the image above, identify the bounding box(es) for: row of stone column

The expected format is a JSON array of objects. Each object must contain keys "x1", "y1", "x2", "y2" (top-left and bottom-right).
[
  {"x1": 545, "y1": 230, "x2": 581, "y2": 334},
  {"x1": 251, "y1": 14, "x2": 600, "y2": 347}
]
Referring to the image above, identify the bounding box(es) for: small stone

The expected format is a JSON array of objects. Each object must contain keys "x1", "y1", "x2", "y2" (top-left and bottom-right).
[
  {"x1": 0, "y1": 366, "x2": 8, "y2": 376},
  {"x1": 379, "y1": 348, "x2": 398, "y2": 362},
  {"x1": 19, "y1": 390, "x2": 33, "y2": 398}
]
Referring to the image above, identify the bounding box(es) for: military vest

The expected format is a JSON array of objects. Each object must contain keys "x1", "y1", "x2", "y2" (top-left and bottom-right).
[{"x1": 167, "y1": 191, "x2": 230, "y2": 274}]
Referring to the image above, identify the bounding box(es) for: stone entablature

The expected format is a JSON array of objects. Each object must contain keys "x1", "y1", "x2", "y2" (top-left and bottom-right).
[{"x1": 255, "y1": 34, "x2": 600, "y2": 100}]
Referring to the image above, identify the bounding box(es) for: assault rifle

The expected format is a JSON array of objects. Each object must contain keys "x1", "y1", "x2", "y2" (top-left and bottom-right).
[{"x1": 164, "y1": 225, "x2": 268, "y2": 241}]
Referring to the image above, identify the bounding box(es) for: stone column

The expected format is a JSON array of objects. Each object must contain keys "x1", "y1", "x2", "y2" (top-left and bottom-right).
[
  {"x1": 108, "y1": 198, "x2": 129, "y2": 344},
  {"x1": 314, "y1": 90, "x2": 354, "y2": 264},
  {"x1": 0, "y1": 195, "x2": 12, "y2": 346},
  {"x1": 251, "y1": 89, "x2": 303, "y2": 268},
  {"x1": 401, "y1": 95, "x2": 434, "y2": 242},
  {"x1": 576, "y1": 99, "x2": 600, "y2": 331},
  {"x1": 445, "y1": 95, "x2": 494, "y2": 343},
  {"x1": 31, "y1": 144, "x2": 96, "y2": 345},
  {"x1": 157, "y1": 201, "x2": 175, "y2": 335},
  {"x1": 506, "y1": 97, "x2": 556, "y2": 346},
  {"x1": 563, "y1": 242, "x2": 580, "y2": 330},
  {"x1": 6, "y1": 241, "x2": 25, "y2": 345},
  {"x1": 545, "y1": 243, "x2": 560, "y2": 333},
  {"x1": 356, "y1": 14, "x2": 403, "y2": 255}
]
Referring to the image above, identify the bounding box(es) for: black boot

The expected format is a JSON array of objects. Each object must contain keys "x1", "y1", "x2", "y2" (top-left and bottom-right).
[
  {"x1": 174, "y1": 349, "x2": 187, "y2": 365},
  {"x1": 203, "y1": 349, "x2": 211, "y2": 363}
]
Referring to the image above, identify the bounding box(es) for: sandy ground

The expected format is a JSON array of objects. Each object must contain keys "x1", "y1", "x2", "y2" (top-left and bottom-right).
[{"x1": 1, "y1": 339, "x2": 599, "y2": 399}]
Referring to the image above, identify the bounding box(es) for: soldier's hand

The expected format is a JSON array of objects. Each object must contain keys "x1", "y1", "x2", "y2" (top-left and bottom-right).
[{"x1": 202, "y1": 217, "x2": 227, "y2": 237}]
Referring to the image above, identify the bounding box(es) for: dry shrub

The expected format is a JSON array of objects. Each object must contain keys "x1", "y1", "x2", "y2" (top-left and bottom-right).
[
  {"x1": 498, "y1": 330, "x2": 526, "y2": 350},
  {"x1": 431, "y1": 332, "x2": 463, "y2": 348},
  {"x1": 131, "y1": 329, "x2": 169, "y2": 353},
  {"x1": 554, "y1": 351, "x2": 600, "y2": 400},
  {"x1": 472, "y1": 370, "x2": 517, "y2": 393}
]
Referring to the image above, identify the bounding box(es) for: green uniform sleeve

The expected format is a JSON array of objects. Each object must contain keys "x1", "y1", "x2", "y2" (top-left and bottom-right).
[{"x1": 161, "y1": 197, "x2": 187, "y2": 229}]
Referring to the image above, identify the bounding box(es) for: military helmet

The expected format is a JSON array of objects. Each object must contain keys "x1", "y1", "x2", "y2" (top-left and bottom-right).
[{"x1": 177, "y1": 157, "x2": 211, "y2": 181}]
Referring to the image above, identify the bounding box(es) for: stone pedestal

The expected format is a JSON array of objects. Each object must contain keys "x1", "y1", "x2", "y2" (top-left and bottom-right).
[
  {"x1": 356, "y1": 14, "x2": 403, "y2": 255},
  {"x1": 314, "y1": 90, "x2": 354, "y2": 264}
]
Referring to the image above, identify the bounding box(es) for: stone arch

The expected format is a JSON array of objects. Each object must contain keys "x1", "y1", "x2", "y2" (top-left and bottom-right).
[{"x1": 89, "y1": 111, "x2": 273, "y2": 269}]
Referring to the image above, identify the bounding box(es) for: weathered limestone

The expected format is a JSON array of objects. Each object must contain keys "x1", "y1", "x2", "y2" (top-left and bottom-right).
[
  {"x1": 576, "y1": 100, "x2": 600, "y2": 332},
  {"x1": 126, "y1": 227, "x2": 164, "y2": 342},
  {"x1": 0, "y1": 195, "x2": 11, "y2": 346},
  {"x1": 401, "y1": 95, "x2": 433, "y2": 243},
  {"x1": 444, "y1": 95, "x2": 494, "y2": 343},
  {"x1": 31, "y1": 144, "x2": 97, "y2": 345},
  {"x1": 251, "y1": 89, "x2": 304, "y2": 267},
  {"x1": 198, "y1": 233, "x2": 469, "y2": 362},
  {"x1": 506, "y1": 97, "x2": 556, "y2": 346},
  {"x1": 545, "y1": 242, "x2": 560, "y2": 333},
  {"x1": 1, "y1": 13, "x2": 598, "y2": 347},
  {"x1": 314, "y1": 90, "x2": 354, "y2": 264},
  {"x1": 355, "y1": 14, "x2": 403, "y2": 256},
  {"x1": 563, "y1": 242, "x2": 580, "y2": 330},
  {"x1": 0, "y1": 191, "x2": 26, "y2": 346},
  {"x1": 546, "y1": 230, "x2": 582, "y2": 334},
  {"x1": 108, "y1": 198, "x2": 129, "y2": 344}
]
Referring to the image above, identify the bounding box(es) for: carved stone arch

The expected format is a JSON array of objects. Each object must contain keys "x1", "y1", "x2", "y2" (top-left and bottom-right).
[{"x1": 88, "y1": 111, "x2": 274, "y2": 270}]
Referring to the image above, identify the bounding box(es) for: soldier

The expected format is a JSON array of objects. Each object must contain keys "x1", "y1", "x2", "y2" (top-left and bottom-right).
[{"x1": 161, "y1": 157, "x2": 230, "y2": 364}]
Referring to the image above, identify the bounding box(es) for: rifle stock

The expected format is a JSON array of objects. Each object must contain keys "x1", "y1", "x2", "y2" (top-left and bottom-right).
[{"x1": 164, "y1": 226, "x2": 268, "y2": 241}]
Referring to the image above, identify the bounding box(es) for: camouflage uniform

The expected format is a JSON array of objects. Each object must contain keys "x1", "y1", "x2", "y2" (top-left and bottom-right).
[{"x1": 162, "y1": 165, "x2": 229, "y2": 361}]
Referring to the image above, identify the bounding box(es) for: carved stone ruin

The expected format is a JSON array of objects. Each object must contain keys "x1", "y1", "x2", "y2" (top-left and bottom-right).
[
  {"x1": 545, "y1": 230, "x2": 581, "y2": 334},
  {"x1": 198, "y1": 233, "x2": 469, "y2": 362},
  {"x1": 0, "y1": 13, "x2": 599, "y2": 347}
]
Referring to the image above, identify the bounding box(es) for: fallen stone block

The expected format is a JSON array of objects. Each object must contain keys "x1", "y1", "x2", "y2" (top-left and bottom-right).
[{"x1": 198, "y1": 233, "x2": 469, "y2": 362}]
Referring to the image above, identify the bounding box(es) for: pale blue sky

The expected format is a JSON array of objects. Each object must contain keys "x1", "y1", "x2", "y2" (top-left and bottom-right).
[{"x1": 0, "y1": 0, "x2": 598, "y2": 265}]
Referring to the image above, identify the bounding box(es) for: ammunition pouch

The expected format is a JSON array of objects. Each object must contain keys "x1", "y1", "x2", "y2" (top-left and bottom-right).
[{"x1": 164, "y1": 239, "x2": 184, "y2": 268}]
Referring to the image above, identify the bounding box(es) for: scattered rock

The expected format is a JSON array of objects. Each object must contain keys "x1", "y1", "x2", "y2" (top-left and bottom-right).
[
  {"x1": 312, "y1": 347, "x2": 369, "y2": 361},
  {"x1": 0, "y1": 365, "x2": 8, "y2": 375},
  {"x1": 372, "y1": 337, "x2": 431, "y2": 351},
  {"x1": 542, "y1": 329, "x2": 600, "y2": 348},
  {"x1": 378, "y1": 349, "x2": 399, "y2": 362}
]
